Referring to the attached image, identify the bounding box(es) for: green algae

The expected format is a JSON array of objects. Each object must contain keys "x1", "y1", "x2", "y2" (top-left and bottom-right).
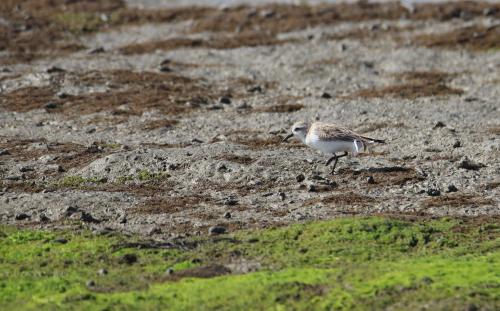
[{"x1": 1, "y1": 217, "x2": 498, "y2": 310}]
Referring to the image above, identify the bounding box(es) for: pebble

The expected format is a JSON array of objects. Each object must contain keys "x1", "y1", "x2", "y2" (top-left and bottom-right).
[
  {"x1": 209, "y1": 226, "x2": 226, "y2": 235},
  {"x1": 86, "y1": 280, "x2": 96, "y2": 287},
  {"x1": 278, "y1": 192, "x2": 286, "y2": 201},
  {"x1": 219, "y1": 96, "x2": 232, "y2": 104},
  {"x1": 458, "y1": 159, "x2": 485, "y2": 171},
  {"x1": 53, "y1": 237, "x2": 68, "y2": 244},
  {"x1": 247, "y1": 86, "x2": 262, "y2": 93},
  {"x1": 307, "y1": 184, "x2": 317, "y2": 192},
  {"x1": 15, "y1": 213, "x2": 30, "y2": 220},
  {"x1": 166, "y1": 268, "x2": 174, "y2": 275},
  {"x1": 19, "y1": 165, "x2": 34, "y2": 172},
  {"x1": 0, "y1": 149, "x2": 10, "y2": 156},
  {"x1": 447, "y1": 185, "x2": 458, "y2": 193},
  {"x1": 89, "y1": 47, "x2": 105, "y2": 54},
  {"x1": 321, "y1": 92, "x2": 332, "y2": 99},
  {"x1": 433, "y1": 121, "x2": 446, "y2": 129},
  {"x1": 427, "y1": 189, "x2": 441, "y2": 197},
  {"x1": 46, "y1": 66, "x2": 65, "y2": 73},
  {"x1": 453, "y1": 140, "x2": 461, "y2": 148},
  {"x1": 295, "y1": 174, "x2": 305, "y2": 182},
  {"x1": 223, "y1": 212, "x2": 232, "y2": 219},
  {"x1": 367, "y1": 176, "x2": 375, "y2": 184},
  {"x1": 223, "y1": 197, "x2": 238, "y2": 206},
  {"x1": 38, "y1": 214, "x2": 50, "y2": 222},
  {"x1": 120, "y1": 253, "x2": 138, "y2": 265},
  {"x1": 98, "y1": 268, "x2": 108, "y2": 275},
  {"x1": 45, "y1": 102, "x2": 59, "y2": 109}
]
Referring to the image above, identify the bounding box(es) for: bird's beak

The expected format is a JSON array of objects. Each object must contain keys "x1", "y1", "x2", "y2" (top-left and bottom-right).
[{"x1": 282, "y1": 133, "x2": 293, "y2": 142}]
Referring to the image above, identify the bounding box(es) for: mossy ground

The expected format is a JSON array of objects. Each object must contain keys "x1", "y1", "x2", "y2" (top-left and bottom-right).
[{"x1": 1, "y1": 217, "x2": 499, "y2": 310}]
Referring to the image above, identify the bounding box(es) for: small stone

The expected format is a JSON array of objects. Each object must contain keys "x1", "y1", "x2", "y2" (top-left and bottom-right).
[
  {"x1": 38, "y1": 214, "x2": 50, "y2": 222},
  {"x1": 191, "y1": 138, "x2": 204, "y2": 144},
  {"x1": 321, "y1": 92, "x2": 332, "y2": 99},
  {"x1": 452, "y1": 140, "x2": 461, "y2": 148},
  {"x1": 295, "y1": 174, "x2": 305, "y2": 182},
  {"x1": 81, "y1": 212, "x2": 100, "y2": 223},
  {"x1": 223, "y1": 198, "x2": 238, "y2": 206},
  {"x1": 247, "y1": 86, "x2": 262, "y2": 93},
  {"x1": 120, "y1": 253, "x2": 138, "y2": 265},
  {"x1": 223, "y1": 212, "x2": 231, "y2": 219},
  {"x1": 53, "y1": 237, "x2": 68, "y2": 244},
  {"x1": 433, "y1": 121, "x2": 446, "y2": 129},
  {"x1": 427, "y1": 189, "x2": 441, "y2": 197},
  {"x1": 159, "y1": 66, "x2": 172, "y2": 72},
  {"x1": 15, "y1": 213, "x2": 30, "y2": 221},
  {"x1": 367, "y1": 176, "x2": 375, "y2": 184},
  {"x1": 278, "y1": 192, "x2": 286, "y2": 201},
  {"x1": 45, "y1": 102, "x2": 59, "y2": 109},
  {"x1": 458, "y1": 159, "x2": 485, "y2": 171},
  {"x1": 89, "y1": 47, "x2": 105, "y2": 54},
  {"x1": 447, "y1": 185, "x2": 458, "y2": 193},
  {"x1": 118, "y1": 214, "x2": 127, "y2": 224},
  {"x1": 166, "y1": 268, "x2": 174, "y2": 275},
  {"x1": 56, "y1": 91, "x2": 69, "y2": 99},
  {"x1": 98, "y1": 268, "x2": 108, "y2": 275},
  {"x1": 85, "y1": 127, "x2": 96, "y2": 134},
  {"x1": 421, "y1": 276, "x2": 433, "y2": 284},
  {"x1": 0, "y1": 149, "x2": 10, "y2": 156},
  {"x1": 219, "y1": 96, "x2": 231, "y2": 104},
  {"x1": 46, "y1": 66, "x2": 65, "y2": 73},
  {"x1": 19, "y1": 165, "x2": 34, "y2": 172},
  {"x1": 307, "y1": 184, "x2": 317, "y2": 192},
  {"x1": 209, "y1": 226, "x2": 226, "y2": 235},
  {"x1": 86, "y1": 280, "x2": 96, "y2": 287}
]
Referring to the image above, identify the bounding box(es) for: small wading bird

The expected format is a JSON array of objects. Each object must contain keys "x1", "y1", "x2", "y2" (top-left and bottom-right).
[{"x1": 282, "y1": 121, "x2": 385, "y2": 174}]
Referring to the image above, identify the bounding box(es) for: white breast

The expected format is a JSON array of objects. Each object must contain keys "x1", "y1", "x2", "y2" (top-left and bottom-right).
[{"x1": 306, "y1": 133, "x2": 363, "y2": 155}]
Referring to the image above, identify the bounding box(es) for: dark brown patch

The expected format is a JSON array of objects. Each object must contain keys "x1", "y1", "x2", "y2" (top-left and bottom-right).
[
  {"x1": 422, "y1": 194, "x2": 495, "y2": 208},
  {"x1": 0, "y1": 70, "x2": 249, "y2": 118},
  {"x1": 483, "y1": 182, "x2": 499, "y2": 190},
  {"x1": 217, "y1": 154, "x2": 255, "y2": 165},
  {"x1": 347, "y1": 71, "x2": 463, "y2": 99},
  {"x1": 415, "y1": 25, "x2": 500, "y2": 51},
  {"x1": 305, "y1": 192, "x2": 376, "y2": 206},
  {"x1": 119, "y1": 33, "x2": 295, "y2": 55},
  {"x1": 486, "y1": 126, "x2": 500, "y2": 135},
  {"x1": 142, "y1": 119, "x2": 179, "y2": 131},
  {"x1": 164, "y1": 265, "x2": 231, "y2": 281},
  {"x1": 254, "y1": 104, "x2": 304, "y2": 113},
  {"x1": 132, "y1": 196, "x2": 212, "y2": 214}
]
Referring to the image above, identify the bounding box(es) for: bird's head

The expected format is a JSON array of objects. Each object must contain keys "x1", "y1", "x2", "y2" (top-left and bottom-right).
[{"x1": 282, "y1": 121, "x2": 309, "y2": 143}]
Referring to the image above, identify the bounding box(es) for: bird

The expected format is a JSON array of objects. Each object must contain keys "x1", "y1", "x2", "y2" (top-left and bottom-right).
[{"x1": 282, "y1": 121, "x2": 385, "y2": 174}]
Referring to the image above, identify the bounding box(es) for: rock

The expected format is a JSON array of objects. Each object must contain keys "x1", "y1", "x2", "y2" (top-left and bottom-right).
[
  {"x1": 38, "y1": 214, "x2": 50, "y2": 222},
  {"x1": 452, "y1": 140, "x2": 461, "y2": 148},
  {"x1": 427, "y1": 189, "x2": 441, "y2": 197},
  {"x1": 98, "y1": 268, "x2": 108, "y2": 275},
  {"x1": 86, "y1": 280, "x2": 96, "y2": 287},
  {"x1": 45, "y1": 102, "x2": 59, "y2": 109},
  {"x1": 118, "y1": 214, "x2": 127, "y2": 224},
  {"x1": 53, "y1": 237, "x2": 68, "y2": 244},
  {"x1": 191, "y1": 138, "x2": 204, "y2": 144},
  {"x1": 209, "y1": 226, "x2": 226, "y2": 235},
  {"x1": 223, "y1": 212, "x2": 232, "y2": 219},
  {"x1": 81, "y1": 212, "x2": 100, "y2": 223},
  {"x1": 46, "y1": 66, "x2": 65, "y2": 73},
  {"x1": 160, "y1": 66, "x2": 172, "y2": 72},
  {"x1": 120, "y1": 253, "x2": 138, "y2": 265},
  {"x1": 219, "y1": 96, "x2": 232, "y2": 104},
  {"x1": 433, "y1": 121, "x2": 446, "y2": 129},
  {"x1": 89, "y1": 47, "x2": 105, "y2": 54},
  {"x1": 166, "y1": 268, "x2": 174, "y2": 275},
  {"x1": 295, "y1": 174, "x2": 305, "y2": 182},
  {"x1": 15, "y1": 213, "x2": 30, "y2": 220},
  {"x1": 458, "y1": 159, "x2": 485, "y2": 171},
  {"x1": 447, "y1": 185, "x2": 458, "y2": 193},
  {"x1": 56, "y1": 92, "x2": 69, "y2": 99},
  {"x1": 19, "y1": 165, "x2": 34, "y2": 172},
  {"x1": 247, "y1": 86, "x2": 262, "y2": 93},
  {"x1": 278, "y1": 192, "x2": 286, "y2": 201},
  {"x1": 0, "y1": 149, "x2": 10, "y2": 156},
  {"x1": 223, "y1": 197, "x2": 238, "y2": 206},
  {"x1": 321, "y1": 92, "x2": 332, "y2": 99},
  {"x1": 307, "y1": 184, "x2": 317, "y2": 192},
  {"x1": 367, "y1": 176, "x2": 375, "y2": 184}
]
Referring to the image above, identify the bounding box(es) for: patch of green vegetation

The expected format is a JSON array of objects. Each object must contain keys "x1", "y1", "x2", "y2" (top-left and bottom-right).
[
  {"x1": 117, "y1": 170, "x2": 169, "y2": 183},
  {"x1": 58, "y1": 176, "x2": 107, "y2": 187},
  {"x1": 1, "y1": 217, "x2": 498, "y2": 310},
  {"x1": 52, "y1": 12, "x2": 107, "y2": 34}
]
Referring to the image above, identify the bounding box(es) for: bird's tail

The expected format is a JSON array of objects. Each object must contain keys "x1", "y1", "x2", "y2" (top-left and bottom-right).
[{"x1": 361, "y1": 136, "x2": 386, "y2": 144}]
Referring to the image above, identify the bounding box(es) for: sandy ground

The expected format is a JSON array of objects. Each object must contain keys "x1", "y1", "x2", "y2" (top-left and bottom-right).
[{"x1": 0, "y1": 0, "x2": 499, "y2": 238}]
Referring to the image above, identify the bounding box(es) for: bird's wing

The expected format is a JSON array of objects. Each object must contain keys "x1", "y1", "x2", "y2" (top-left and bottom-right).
[{"x1": 313, "y1": 123, "x2": 365, "y2": 142}]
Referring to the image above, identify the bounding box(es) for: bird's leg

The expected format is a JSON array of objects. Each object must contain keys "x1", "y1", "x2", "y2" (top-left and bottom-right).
[
  {"x1": 330, "y1": 152, "x2": 348, "y2": 174},
  {"x1": 325, "y1": 154, "x2": 337, "y2": 166}
]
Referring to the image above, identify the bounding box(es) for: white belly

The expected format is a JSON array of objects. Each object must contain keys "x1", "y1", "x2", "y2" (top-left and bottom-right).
[{"x1": 306, "y1": 136, "x2": 362, "y2": 155}]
